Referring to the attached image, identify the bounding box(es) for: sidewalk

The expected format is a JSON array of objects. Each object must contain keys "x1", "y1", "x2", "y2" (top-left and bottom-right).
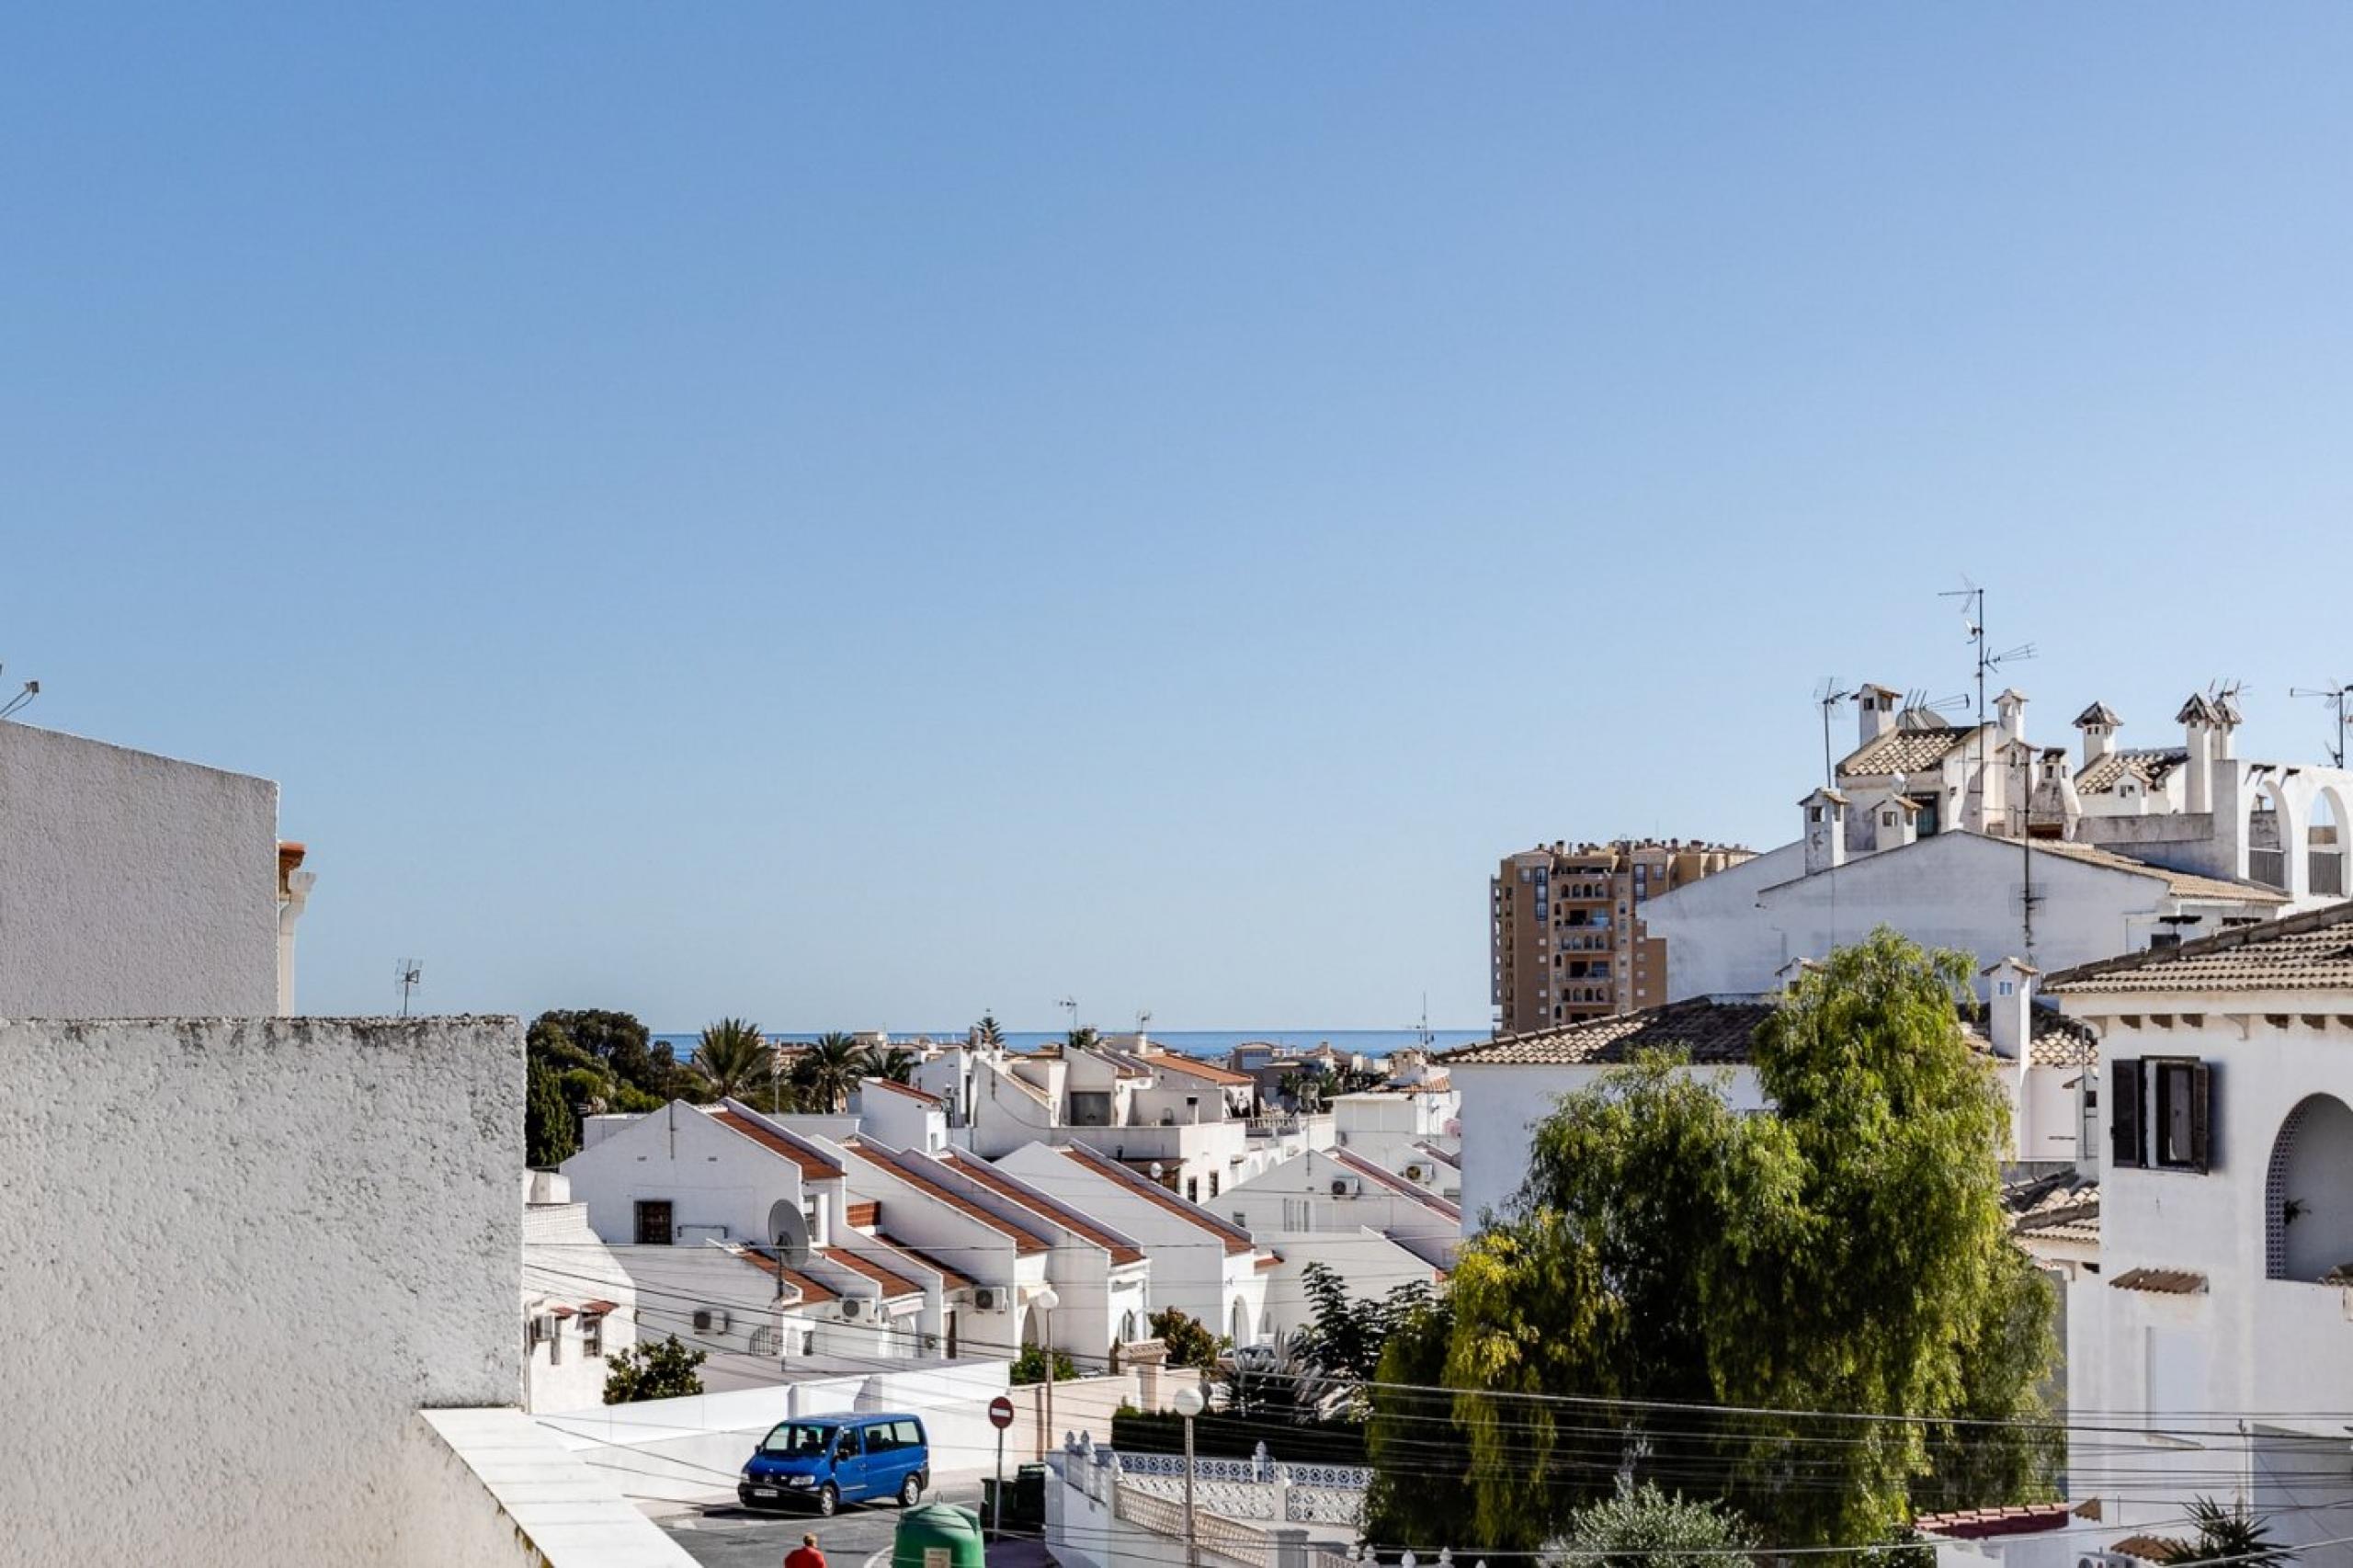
[{"x1": 987, "y1": 1539, "x2": 1055, "y2": 1568}]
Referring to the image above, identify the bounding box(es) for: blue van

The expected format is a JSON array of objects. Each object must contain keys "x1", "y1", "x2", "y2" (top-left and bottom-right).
[{"x1": 738, "y1": 1413, "x2": 930, "y2": 1517}]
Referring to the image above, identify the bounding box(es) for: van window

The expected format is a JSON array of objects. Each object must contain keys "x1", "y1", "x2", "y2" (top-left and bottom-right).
[
  {"x1": 865, "y1": 1422, "x2": 898, "y2": 1454},
  {"x1": 891, "y1": 1419, "x2": 923, "y2": 1449},
  {"x1": 760, "y1": 1422, "x2": 835, "y2": 1457}
]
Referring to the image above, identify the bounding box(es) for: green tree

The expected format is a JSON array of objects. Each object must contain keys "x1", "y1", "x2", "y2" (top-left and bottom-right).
[
  {"x1": 861, "y1": 1045, "x2": 919, "y2": 1085},
  {"x1": 792, "y1": 1031, "x2": 866, "y2": 1112},
  {"x1": 1293, "y1": 1261, "x2": 1429, "y2": 1387},
  {"x1": 1010, "y1": 1345, "x2": 1078, "y2": 1384},
  {"x1": 1550, "y1": 1478, "x2": 1756, "y2": 1568},
  {"x1": 1066, "y1": 1025, "x2": 1100, "y2": 1052},
  {"x1": 525, "y1": 1056, "x2": 578, "y2": 1167},
  {"x1": 2180, "y1": 1497, "x2": 2291, "y2": 1568},
  {"x1": 602, "y1": 1335, "x2": 708, "y2": 1403},
  {"x1": 1149, "y1": 1307, "x2": 1220, "y2": 1369},
  {"x1": 1369, "y1": 929, "x2": 2057, "y2": 1551},
  {"x1": 693, "y1": 1017, "x2": 769, "y2": 1101}
]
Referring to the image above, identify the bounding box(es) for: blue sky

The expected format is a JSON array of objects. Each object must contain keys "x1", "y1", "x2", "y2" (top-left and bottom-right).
[{"x1": 6, "y1": 6, "x2": 2350, "y2": 1029}]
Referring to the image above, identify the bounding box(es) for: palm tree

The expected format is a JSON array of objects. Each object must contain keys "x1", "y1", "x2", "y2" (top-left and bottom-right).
[
  {"x1": 692, "y1": 1018, "x2": 769, "y2": 1102},
  {"x1": 793, "y1": 1030, "x2": 866, "y2": 1113},
  {"x1": 2183, "y1": 1498, "x2": 2290, "y2": 1568},
  {"x1": 860, "y1": 1045, "x2": 918, "y2": 1085},
  {"x1": 973, "y1": 1013, "x2": 1006, "y2": 1051}
]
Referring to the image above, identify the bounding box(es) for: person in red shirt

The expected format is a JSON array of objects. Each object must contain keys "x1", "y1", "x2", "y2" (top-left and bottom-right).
[{"x1": 785, "y1": 1533, "x2": 825, "y2": 1568}]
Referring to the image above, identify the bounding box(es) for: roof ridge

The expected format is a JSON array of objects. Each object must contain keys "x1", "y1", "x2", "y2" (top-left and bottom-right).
[{"x1": 2048, "y1": 898, "x2": 2353, "y2": 989}]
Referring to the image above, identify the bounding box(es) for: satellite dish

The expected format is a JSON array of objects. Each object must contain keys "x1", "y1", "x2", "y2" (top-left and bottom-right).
[{"x1": 766, "y1": 1199, "x2": 812, "y2": 1267}]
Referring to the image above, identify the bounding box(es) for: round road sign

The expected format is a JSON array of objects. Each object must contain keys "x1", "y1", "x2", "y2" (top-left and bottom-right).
[{"x1": 987, "y1": 1394, "x2": 1016, "y2": 1430}]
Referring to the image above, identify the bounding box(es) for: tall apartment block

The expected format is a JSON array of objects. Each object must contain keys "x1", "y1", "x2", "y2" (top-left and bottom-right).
[{"x1": 1490, "y1": 839, "x2": 1754, "y2": 1035}]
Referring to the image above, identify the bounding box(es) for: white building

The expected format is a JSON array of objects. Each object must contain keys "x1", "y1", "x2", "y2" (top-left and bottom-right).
[
  {"x1": 1221, "y1": 1145, "x2": 1461, "y2": 1272},
  {"x1": 1443, "y1": 989, "x2": 2093, "y2": 1227},
  {"x1": 999, "y1": 1140, "x2": 1276, "y2": 1346},
  {"x1": 1643, "y1": 688, "x2": 2350, "y2": 1004},
  {"x1": 521, "y1": 1170, "x2": 637, "y2": 1414},
  {"x1": 930, "y1": 1147, "x2": 1154, "y2": 1369},
  {"x1": 917, "y1": 1038, "x2": 1300, "y2": 1204},
  {"x1": 1327, "y1": 1081, "x2": 1461, "y2": 1198},
  {"x1": 0, "y1": 722, "x2": 312, "y2": 1016},
  {"x1": 2045, "y1": 903, "x2": 2353, "y2": 1556}
]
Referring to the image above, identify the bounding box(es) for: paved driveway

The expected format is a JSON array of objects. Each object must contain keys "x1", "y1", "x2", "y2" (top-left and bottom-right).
[{"x1": 658, "y1": 1482, "x2": 992, "y2": 1568}]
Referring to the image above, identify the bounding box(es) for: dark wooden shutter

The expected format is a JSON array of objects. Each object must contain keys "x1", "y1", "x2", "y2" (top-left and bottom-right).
[
  {"x1": 2109, "y1": 1058, "x2": 2142, "y2": 1168},
  {"x1": 2189, "y1": 1062, "x2": 2212, "y2": 1173}
]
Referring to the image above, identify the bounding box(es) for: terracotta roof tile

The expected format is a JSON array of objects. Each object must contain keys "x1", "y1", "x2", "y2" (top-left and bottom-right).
[
  {"x1": 847, "y1": 1140, "x2": 1048, "y2": 1256},
  {"x1": 864, "y1": 1076, "x2": 942, "y2": 1106},
  {"x1": 846, "y1": 1200, "x2": 880, "y2": 1230},
  {"x1": 1438, "y1": 998, "x2": 1776, "y2": 1068},
  {"x1": 1839, "y1": 717, "x2": 1972, "y2": 777},
  {"x1": 2025, "y1": 839, "x2": 2284, "y2": 905},
  {"x1": 2005, "y1": 1172, "x2": 2099, "y2": 1242},
  {"x1": 1914, "y1": 1504, "x2": 2075, "y2": 1540},
  {"x1": 710, "y1": 1108, "x2": 846, "y2": 1180},
  {"x1": 1145, "y1": 1054, "x2": 1256, "y2": 1088},
  {"x1": 824, "y1": 1246, "x2": 925, "y2": 1301},
  {"x1": 2110, "y1": 1267, "x2": 2206, "y2": 1295},
  {"x1": 1060, "y1": 1142, "x2": 1255, "y2": 1255},
  {"x1": 1333, "y1": 1148, "x2": 1462, "y2": 1221},
  {"x1": 2075, "y1": 747, "x2": 2187, "y2": 796},
  {"x1": 2049, "y1": 899, "x2": 2353, "y2": 994},
  {"x1": 733, "y1": 1246, "x2": 839, "y2": 1305},
  {"x1": 938, "y1": 1151, "x2": 1148, "y2": 1266},
  {"x1": 2112, "y1": 1537, "x2": 2193, "y2": 1564},
  {"x1": 872, "y1": 1231, "x2": 975, "y2": 1292}
]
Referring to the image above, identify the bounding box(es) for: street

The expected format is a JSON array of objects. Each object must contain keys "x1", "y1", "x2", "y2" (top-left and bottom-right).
[{"x1": 657, "y1": 1481, "x2": 993, "y2": 1568}]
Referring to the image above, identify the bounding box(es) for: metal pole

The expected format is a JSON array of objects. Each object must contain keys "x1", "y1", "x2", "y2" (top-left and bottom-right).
[
  {"x1": 992, "y1": 1424, "x2": 1005, "y2": 1541},
  {"x1": 1183, "y1": 1410, "x2": 1199, "y2": 1568},
  {"x1": 1043, "y1": 1306, "x2": 1055, "y2": 1458}
]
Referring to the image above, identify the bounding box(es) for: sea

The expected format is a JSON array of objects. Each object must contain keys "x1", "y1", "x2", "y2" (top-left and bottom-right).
[{"x1": 651, "y1": 1028, "x2": 1483, "y2": 1063}]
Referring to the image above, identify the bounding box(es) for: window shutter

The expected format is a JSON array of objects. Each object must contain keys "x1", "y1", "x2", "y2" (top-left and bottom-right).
[
  {"x1": 2109, "y1": 1059, "x2": 2142, "y2": 1168},
  {"x1": 2189, "y1": 1062, "x2": 2212, "y2": 1174}
]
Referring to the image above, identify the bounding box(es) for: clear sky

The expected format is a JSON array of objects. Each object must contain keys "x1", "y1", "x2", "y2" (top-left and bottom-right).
[{"x1": 6, "y1": 6, "x2": 2350, "y2": 1030}]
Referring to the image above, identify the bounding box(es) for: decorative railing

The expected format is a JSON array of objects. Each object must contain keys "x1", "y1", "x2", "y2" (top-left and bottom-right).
[{"x1": 1115, "y1": 1484, "x2": 1272, "y2": 1568}]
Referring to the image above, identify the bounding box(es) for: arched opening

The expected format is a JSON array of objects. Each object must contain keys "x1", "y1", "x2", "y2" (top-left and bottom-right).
[
  {"x1": 1118, "y1": 1309, "x2": 1139, "y2": 1345},
  {"x1": 2312, "y1": 790, "x2": 2348, "y2": 900},
  {"x1": 1229, "y1": 1297, "x2": 1249, "y2": 1346},
  {"x1": 2250, "y1": 782, "x2": 2288, "y2": 888},
  {"x1": 1018, "y1": 1305, "x2": 1041, "y2": 1349},
  {"x1": 2268, "y1": 1094, "x2": 2353, "y2": 1281}
]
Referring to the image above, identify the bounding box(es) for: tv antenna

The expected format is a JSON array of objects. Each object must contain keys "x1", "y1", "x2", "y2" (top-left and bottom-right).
[
  {"x1": 1056, "y1": 995, "x2": 1078, "y2": 1037},
  {"x1": 1938, "y1": 578, "x2": 2035, "y2": 824},
  {"x1": 0, "y1": 664, "x2": 39, "y2": 722},
  {"x1": 2290, "y1": 681, "x2": 2353, "y2": 767},
  {"x1": 395, "y1": 959, "x2": 423, "y2": 1017},
  {"x1": 1135, "y1": 1007, "x2": 1153, "y2": 1034},
  {"x1": 1813, "y1": 677, "x2": 1853, "y2": 789}
]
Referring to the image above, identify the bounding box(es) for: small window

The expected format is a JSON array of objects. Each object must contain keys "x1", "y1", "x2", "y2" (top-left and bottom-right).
[
  {"x1": 892, "y1": 1418, "x2": 924, "y2": 1449},
  {"x1": 1186, "y1": 1177, "x2": 1199, "y2": 1204},
  {"x1": 583, "y1": 1312, "x2": 605, "y2": 1358},
  {"x1": 634, "y1": 1200, "x2": 675, "y2": 1245},
  {"x1": 1208, "y1": 1172, "x2": 1220, "y2": 1199},
  {"x1": 1809, "y1": 806, "x2": 1824, "y2": 824},
  {"x1": 2109, "y1": 1057, "x2": 2211, "y2": 1173}
]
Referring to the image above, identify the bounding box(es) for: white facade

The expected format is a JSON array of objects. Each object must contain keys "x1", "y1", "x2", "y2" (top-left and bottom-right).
[
  {"x1": 1256, "y1": 1228, "x2": 1448, "y2": 1343},
  {"x1": 2048, "y1": 912, "x2": 2353, "y2": 1555},
  {"x1": 0, "y1": 1016, "x2": 526, "y2": 1566},
  {"x1": 1327, "y1": 1085, "x2": 1461, "y2": 1188},
  {"x1": 0, "y1": 722, "x2": 286, "y2": 1016},
  {"x1": 1222, "y1": 1146, "x2": 1461, "y2": 1271},
  {"x1": 561, "y1": 1098, "x2": 846, "y2": 1256},
  {"x1": 999, "y1": 1141, "x2": 1274, "y2": 1347},
  {"x1": 521, "y1": 1172, "x2": 639, "y2": 1415}
]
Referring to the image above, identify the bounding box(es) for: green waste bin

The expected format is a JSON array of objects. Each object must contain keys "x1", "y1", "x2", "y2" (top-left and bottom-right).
[{"x1": 893, "y1": 1502, "x2": 986, "y2": 1568}]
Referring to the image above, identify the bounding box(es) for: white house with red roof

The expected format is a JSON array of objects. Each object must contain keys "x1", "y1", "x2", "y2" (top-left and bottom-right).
[
  {"x1": 1220, "y1": 1144, "x2": 1461, "y2": 1274},
  {"x1": 998, "y1": 1140, "x2": 1275, "y2": 1347},
  {"x1": 853, "y1": 1074, "x2": 950, "y2": 1153},
  {"x1": 837, "y1": 1135, "x2": 1057, "y2": 1362},
  {"x1": 931, "y1": 1147, "x2": 1154, "y2": 1369}
]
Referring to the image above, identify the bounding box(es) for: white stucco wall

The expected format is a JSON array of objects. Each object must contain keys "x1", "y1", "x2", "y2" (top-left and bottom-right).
[
  {"x1": 0, "y1": 1016, "x2": 521, "y2": 1567},
  {"x1": 0, "y1": 723, "x2": 280, "y2": 1016},
  {"x1": 1453, "y1": 1060, "x2": 1768, "y2": 1226}
]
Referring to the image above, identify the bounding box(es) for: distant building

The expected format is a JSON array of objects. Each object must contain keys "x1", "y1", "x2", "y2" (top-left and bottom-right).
[{"x1": 1489, "y1": 837, "x2": 1753, "y2": 1034}]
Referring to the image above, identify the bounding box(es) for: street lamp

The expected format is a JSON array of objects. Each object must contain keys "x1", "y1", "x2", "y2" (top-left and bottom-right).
[
  {"x1": 1173, "y1": 1381, "x2": 1204, "y2": 1568},
  {"x1": 1033, "y1": 1284, "x2": 1062, "y2": 1460}
]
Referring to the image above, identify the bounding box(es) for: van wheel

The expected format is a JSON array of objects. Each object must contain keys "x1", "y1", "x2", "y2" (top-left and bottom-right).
[
  {"x1": 900, "y1": 1472, "x2": 924, "y2": 1506},
  {"x1": 816, "y1": 1483, "x2": 838, "y2": 1517}
]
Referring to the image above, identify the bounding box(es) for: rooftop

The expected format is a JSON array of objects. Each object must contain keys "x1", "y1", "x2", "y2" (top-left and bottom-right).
[
  {"x1": 1839, "y1": 715, "x2": 1974, "y2": 777},
  {"x1": 1438, "y1": 997, "x2": 1775, "y2": 1068},
  {"x1": 938, "y1": 1150, "x2": 1148, "y2": 1265},
  {"x1": 862, "y1": 1076, "x2": 943, "y2": 1106},
  {"x1": 846, "y1": 1139, "x2": 1050, "y2": 1256},
  {"x1": 710, "y1": 1107, "x2": 845, "y2": 1180},
  {"x1": 2075, "y1": 746, "x2": 2188, "y2": 796},
  {"x1": 2047, "y1": 899, "x2": 2353, "y2": 994},
  {"x1": 1059, "y1": 1142, "x2": 1256, "y2": 1254},
  {"x1": 2024, "y1": 838, "x2": 2285, "y2": 904}
]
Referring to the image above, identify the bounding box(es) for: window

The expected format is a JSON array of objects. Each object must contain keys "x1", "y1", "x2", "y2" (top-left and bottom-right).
[
  {"x1": 548, "y1": 1319, "x2": 563, "y2": 1364},
  {"x1": 1186, "y1": 1177, "x2": 1199, "y2": 1204},
  {"x1": 583, "y1": 1312, "x2": 605, "y2": 1358},
  {"x1": 634, "y1": 1200, "x2": 675, "y2": 1245},
  {"x1": 1208, "y1": 1172, "x2": 1220, "y2": 1199},
  {"x1": 2109, "y1": 1057, "x2": 2211, "y2": 1173}
]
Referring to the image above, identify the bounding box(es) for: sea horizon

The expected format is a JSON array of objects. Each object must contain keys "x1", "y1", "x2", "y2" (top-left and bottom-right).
[{"x1": 652, "y1": 1026, "x2": 1486, "y2": 1062}]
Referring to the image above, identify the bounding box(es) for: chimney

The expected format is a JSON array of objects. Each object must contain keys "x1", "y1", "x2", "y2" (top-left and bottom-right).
[
  {"x1": 2214, "y1": 690, "x2": 2243, "y2": 761},
  {"x1": 2179, "y1": 695, "x2": 2219, "y2": 814},
  {"x1": 1856, "y1": 684, "x2": 1901, "y2": 747},
  {"x1": 1981, "y1": 957, "x2": 2038, "y2": 1061},
  {"x1": 1801, "y1": 788, "x2": 1847, "y2": 876},
  {"x1": 2074, "y1": 702, "x2": 2120, "y2": 767},
  {"x1": 1995, "y1": 688, "x2": 2029, "y2": 746},
  {"x1": 1871, "y1": 794, "x2": 1919, "y2": 852}
]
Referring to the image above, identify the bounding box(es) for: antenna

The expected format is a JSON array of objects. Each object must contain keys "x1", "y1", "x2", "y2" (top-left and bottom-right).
[
  {"x1": 2291, "y1": 683, "x2": 2353, "y2": 767},
  {"x1": 1937, "y1": 579, "x2": 2036, "y2": 824},
  {"x1": 1056, "y1": 996, "x2": 1078, "y2": 1037},
  {"x1": 1813, "y1": 677, "x2": 1853, "y2": 789},
  {"x1": 1135, "y1": 1008, "x2": 1153, "y2": 1034},
  {"x1": 0, "y1": 663, "x2": 39, "y2": 722},
  {"x1": 394, "y1": 959, "x2": 423, "y2": 1017}
]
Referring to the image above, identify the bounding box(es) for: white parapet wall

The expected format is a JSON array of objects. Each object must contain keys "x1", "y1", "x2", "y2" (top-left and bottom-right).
[
  {"x1": 0, "y1": 1016, "x2": 525, "y2": 1567},
  {"x1": 0, "y1": 722, "x2": 282, "y2": 1016}
]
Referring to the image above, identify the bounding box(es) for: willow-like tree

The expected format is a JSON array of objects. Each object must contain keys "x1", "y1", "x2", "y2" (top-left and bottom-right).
[{"x1": 1367, "y1": 927, "x2": 2058, "y2": 1551}]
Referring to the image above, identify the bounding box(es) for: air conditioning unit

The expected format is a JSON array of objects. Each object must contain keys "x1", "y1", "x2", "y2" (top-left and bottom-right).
[
  {"x1": 2078, "y1": 1554, "x2": 2131, "y2": 1568},
  {"x1": 841, "y1": 1298, "x2": 865, "y2": 1320},
  {"x1": 1404, "y1": 1164, "x2": 1427, "y2": 1182},
  {"x1": 1330, "y1": 1177, "x2": 1358, "y2": 1198},
  {"x1": 974, "y1": 1287, "x2": 1000, "y2": 1311},
  {"x1": 692, "y1": 1308, "x2": 730, "y2": 1335}
]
